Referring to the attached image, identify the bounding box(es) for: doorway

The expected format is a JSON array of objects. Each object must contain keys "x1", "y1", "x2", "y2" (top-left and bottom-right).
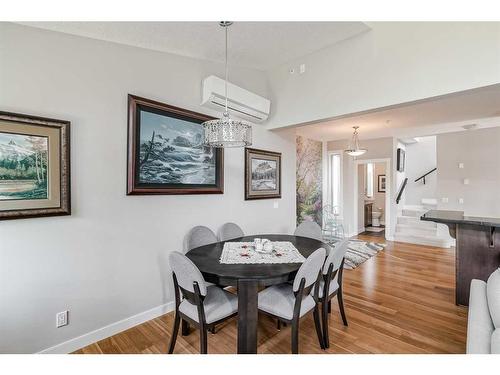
[{"x1": 353, "y1": 158, "x2": 391, "y2": 240}]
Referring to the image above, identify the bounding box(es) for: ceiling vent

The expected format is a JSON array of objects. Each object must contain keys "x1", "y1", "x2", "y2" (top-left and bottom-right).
[
  {"x1": 201, "y1": 75, "x2": 271, "y2": 123},
  {"x1": 462, "y1": 123, "x2": 478, "y2": 130}
]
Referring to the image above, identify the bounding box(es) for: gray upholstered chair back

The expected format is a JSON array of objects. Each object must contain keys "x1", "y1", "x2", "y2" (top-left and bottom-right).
[
  {"x1": 186, "y1": 226, "x2": 218, "y2": 251},
  {"x1": 219, "y1": 222, "x2": 244, "y2": 241},
  {"x1": 169, "y1": 251, "x2": 208, "y2": 296},
  {"x1": 323, "y1": 239, "x2": 349, "y2": 275},
  {"x1": 294, "y1": 221, "x2": 323, "y2": 241},
  {"x1": 293, "y1": 248, "x2": 326, "y2": 292}
]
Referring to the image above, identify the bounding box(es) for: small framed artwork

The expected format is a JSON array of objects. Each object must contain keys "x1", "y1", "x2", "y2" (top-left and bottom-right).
[
  {"x1": 0, "y1": 111, "x2": 71, "y2": 220},
  {"x1": 397, "y1": 148, "x2": 405, "y2": 172},
  {"x1": 378, "y1": 174, "x2": 386, "y2": 193},
  {"x1": 127, "y1": 95, "x2": 224, "y2": 195},
  {"x1": 245, "y1": 148, "x2": 281, "y2": 200}
]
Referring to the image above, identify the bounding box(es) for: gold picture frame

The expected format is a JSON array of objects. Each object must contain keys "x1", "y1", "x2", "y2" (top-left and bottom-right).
[{"x1": 0, "y1": 111, "x2": 71, "y2": 220}]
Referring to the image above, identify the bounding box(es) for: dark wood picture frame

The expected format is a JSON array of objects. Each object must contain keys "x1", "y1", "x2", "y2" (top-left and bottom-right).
[
  {"x1": 245, "y1": 147, "x2": 281, "y2": 200},
  {"x1": 127, "y1": 95, "x2": 224, "y2": 195},
  {"x1": 0, "y1": 111, "x2": 71, "y2": 220},
  {"x1": 378, "y1": 174, "x2": 386, "y2": 193}
]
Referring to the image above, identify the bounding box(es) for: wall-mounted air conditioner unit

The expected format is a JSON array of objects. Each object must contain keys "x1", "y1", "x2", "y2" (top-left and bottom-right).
[{"x1": 201, "y1": 75, "x2": 271, "y2": 123}]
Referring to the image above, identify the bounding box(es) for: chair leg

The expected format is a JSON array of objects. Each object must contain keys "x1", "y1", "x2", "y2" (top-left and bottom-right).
[
  {"x1": 168, "y1": 312, "x2": 180, "y2": 354},
  {"x1": 313, "y1": 306, "x2": 325, "y2": 350},
  {"x1": 210, "y1": 326, "x2": 216, "y2": 334},
  {"x1": 291, "y1": 320, "x2": 299, "y2": 354},
  {"x1": 338, "y1": 289, "x2": 348, "y2": 326},
  {"x1": 200, "y1": 324, "x2": 208, "y2": 354},
  {"x1": 327, "y1": 300, "x2": 332, "y2": 313},
  {"x1": 277, "y1": 320, "x2": 281, "y2": 330},
  {"x1": 181, "y1": 319, "x2": 190, "y2": 336},
  {"x1": 322, "y1": 300, "x2": 330, "y2": 349}
]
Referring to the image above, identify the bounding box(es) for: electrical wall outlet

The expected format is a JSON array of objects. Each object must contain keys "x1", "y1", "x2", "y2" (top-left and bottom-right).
[
  {"x1": 459, "y1": 163, "x2": 464, "y2": 169},
  {"x1": 273, "y1": 201, "x2": 279, "y2": 209},
  {"x1": 56, "y1": 310, "x2": 69, "y2": 328},
  {"x1": 459, "y1": 198, "x2": 464, "y2": 204}
]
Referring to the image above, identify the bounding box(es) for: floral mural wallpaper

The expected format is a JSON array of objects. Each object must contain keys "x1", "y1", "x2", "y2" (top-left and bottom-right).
[{"x1": 296, "y1": 136, "x2": 323, "y2": 226}]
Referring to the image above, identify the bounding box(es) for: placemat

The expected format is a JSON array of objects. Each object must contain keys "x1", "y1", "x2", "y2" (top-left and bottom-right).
[{"x1": 219, "y1": 241, "x2": 306, "y2": 264}]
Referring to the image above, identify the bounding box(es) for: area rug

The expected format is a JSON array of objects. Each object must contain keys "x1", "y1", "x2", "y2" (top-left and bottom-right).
[{"x1": 333, "y1": 239, "x2": 386, "y2": 270}]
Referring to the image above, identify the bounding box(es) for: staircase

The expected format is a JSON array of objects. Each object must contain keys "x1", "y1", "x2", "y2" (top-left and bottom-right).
[{"x1": 394, "y1": 199, "x2": 455, "y2": 248}]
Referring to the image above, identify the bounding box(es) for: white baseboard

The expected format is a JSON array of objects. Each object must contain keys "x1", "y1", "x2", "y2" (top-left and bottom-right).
[
  {"x1": 347, "y1": 229, "x2": 364, "y2": 238},
  {"x1": 38, "y1": 301, "x2": 175, "y2": 354}
]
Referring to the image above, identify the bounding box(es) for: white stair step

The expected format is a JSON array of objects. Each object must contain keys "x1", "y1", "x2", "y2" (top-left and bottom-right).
[
  {"x1": 421, "y1": 198, "x2": 437, "y2": 207},
  {"x1": 397, "y1": 216, "x2": 437, "y2": 228},
  {"x1": 394, "y1": 233, "x2": 453, "y2": 248},
  {"x1": 402, "y1": 208, "x2": 429, "y2": 217},
  {"x1": 396, "y1": 224, "x2": 437, "y2": 236}
]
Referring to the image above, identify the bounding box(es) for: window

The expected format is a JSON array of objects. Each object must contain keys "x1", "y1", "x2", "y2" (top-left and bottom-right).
[
  {"x1": 327, "y1": 152, "x2": 342, "y2": 214},
  {"x1": 366, "y1": 162, "x2": 374, "y2": 198}
]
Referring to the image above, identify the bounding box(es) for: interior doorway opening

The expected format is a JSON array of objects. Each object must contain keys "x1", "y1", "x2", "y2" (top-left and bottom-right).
[{"x1": 353, "y1": 158, "x2": 391, "y2": 240}]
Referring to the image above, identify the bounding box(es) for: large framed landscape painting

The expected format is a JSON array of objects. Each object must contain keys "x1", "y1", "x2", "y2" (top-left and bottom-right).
[
  {"x1": 0, "y1": 111, "x2": 71, "y2": 220},
  {"x1": 245, "y1": 148, "x2": 281, "y2": 200},
  {"x1": 127, "y1": 95, "x2": 224, "y2": 195}
]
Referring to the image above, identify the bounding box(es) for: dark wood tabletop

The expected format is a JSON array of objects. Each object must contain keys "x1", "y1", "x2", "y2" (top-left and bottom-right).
[
  {"x1": 186, "y1": 234, "x2": 327, "y2": 287},
  {"x1": 185, "y1": 234, "x2": 328, "y2": 353}
]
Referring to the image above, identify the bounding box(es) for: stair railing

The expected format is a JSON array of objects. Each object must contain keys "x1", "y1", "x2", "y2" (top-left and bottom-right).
[
  {"x1": 396, "y1": 178, "x2": 408, "y2": 204},
  {"x1": 414, "y1": 167, "x2": 437, "y2": 185}
]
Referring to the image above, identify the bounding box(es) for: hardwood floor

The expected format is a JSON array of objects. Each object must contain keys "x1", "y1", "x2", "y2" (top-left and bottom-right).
[{"x1": 73, "y1": 235, "x2": 467, "y2": 354}]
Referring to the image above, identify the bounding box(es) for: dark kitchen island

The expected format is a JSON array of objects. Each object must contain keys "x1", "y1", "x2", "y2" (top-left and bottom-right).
[{"x1": 421, "y1": 210, "x2": 500, "y2": 306}]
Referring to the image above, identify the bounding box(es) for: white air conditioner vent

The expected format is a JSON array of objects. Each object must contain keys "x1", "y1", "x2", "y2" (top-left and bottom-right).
[{"x1": 201, "y1": 75, "x2": 271, "y2": 122}]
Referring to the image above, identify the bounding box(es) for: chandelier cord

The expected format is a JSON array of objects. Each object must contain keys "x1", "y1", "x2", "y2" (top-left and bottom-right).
[{"x1": 224, "y1": 24, "x2": 228, "y2": 114}]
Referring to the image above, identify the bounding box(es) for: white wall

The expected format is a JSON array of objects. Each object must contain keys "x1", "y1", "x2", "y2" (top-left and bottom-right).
[
  {"x1": 266, "y1": 22, "x2": 500, "y2": 129},
  {"x1": 327, "y1": 137, "x2": 394, "y2": 237},
  {"x1": 404, "y1": 136, "x2": 437, "y2": 205},
  {"x1": 0, "y1": 23, "x2": 297, "y2": 353},
  {"x1": 436, "y1": 126, "x2": 500, "y2": 216}
]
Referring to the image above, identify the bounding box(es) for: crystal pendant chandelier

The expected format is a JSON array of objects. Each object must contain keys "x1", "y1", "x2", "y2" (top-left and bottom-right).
[
  {"x1": 344, "y1": 126, "x2": 367, "y2": 156},
  {"x1": 202, "y1": 22, "x2": 252, "y2": 148}
]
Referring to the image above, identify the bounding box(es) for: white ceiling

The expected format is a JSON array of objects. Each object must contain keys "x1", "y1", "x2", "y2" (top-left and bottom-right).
[
  {"x1": 17, "y1": 22, "x2": 370, "y2": 71},
  {"x1": 295, "y1": 84, "x2": 500, "y2": 141}
]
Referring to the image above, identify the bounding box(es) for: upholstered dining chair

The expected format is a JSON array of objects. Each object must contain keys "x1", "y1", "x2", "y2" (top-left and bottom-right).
[
  {"x1": 294, "y1": 221, "x2": 323, "y2": 241},
  {"x1": 168, "y1": 251, "x2": 238, "y2": 354},
  {"x1": 218, "y1": 222, "x2": 244, "y2": 242},
  {"x1": 186, "y1": 226, "x2": 218, "y2": 252},
  {"x1": 257, "y1": 248, "x2": 326, "y2": 354},
  {"x1": 319, "y1": 239, "x2": 349, "y2": 348}
]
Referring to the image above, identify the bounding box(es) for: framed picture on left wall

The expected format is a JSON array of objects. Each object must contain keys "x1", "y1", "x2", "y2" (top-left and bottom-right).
[{"x1": 0, "y1": 111, "x2": 71, "y2": 220}]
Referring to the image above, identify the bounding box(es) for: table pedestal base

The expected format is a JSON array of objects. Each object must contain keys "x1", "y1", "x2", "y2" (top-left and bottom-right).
[{"x1": 237, "y1": 279, "x2": 259, "y2": 354}]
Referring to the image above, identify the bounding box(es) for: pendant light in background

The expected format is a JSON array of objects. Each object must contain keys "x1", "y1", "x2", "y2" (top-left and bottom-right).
[{"x1": 344, "y1": 126, "x2": 367, "y2": 156}]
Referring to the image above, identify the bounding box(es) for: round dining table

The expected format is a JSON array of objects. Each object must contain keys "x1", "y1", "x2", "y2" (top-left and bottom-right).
[{"x1": 186, "y1": 234, "x2": 328, "y2": 354}]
